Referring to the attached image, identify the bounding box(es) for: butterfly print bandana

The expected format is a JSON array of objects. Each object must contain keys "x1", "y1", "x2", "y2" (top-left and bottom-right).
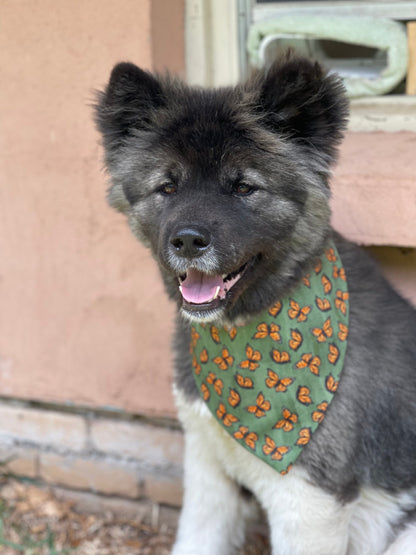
[{"x1": 190, "y1": 243, "x2": 349, "y2": 474}]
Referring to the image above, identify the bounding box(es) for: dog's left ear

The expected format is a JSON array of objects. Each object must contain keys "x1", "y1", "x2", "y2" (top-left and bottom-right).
[{"x1": 256, "y1": 56, "x2": 349, "y2": 166}]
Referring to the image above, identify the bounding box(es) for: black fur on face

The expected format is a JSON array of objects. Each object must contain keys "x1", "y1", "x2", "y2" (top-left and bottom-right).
[{"x1": 95, "y1": 55, "x2": 348, "y2": 322}]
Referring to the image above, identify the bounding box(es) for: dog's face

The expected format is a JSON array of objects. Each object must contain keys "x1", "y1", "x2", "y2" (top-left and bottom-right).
[{"x1": 95, "y1": 57, "x2": 348, "y2": 323}]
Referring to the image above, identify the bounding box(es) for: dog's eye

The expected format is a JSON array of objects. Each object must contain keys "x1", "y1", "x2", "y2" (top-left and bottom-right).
[
  {"x1": 232, "y1": 182, "x2": 255, "y2": 196},
  {"x1": 159, "y1": 183, "x2": 177, "y2": 195}
]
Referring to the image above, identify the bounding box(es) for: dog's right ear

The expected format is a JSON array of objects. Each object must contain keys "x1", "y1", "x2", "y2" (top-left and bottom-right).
[
  {"x1": 95, "y1": 63, "x2": 166, "y2": 214},
  {"x1": 253, "y1": 55, "x2": 348, "y2": 169},
  {"x1": 95, "y1": 62, "x2": 165, "y2": 152}
]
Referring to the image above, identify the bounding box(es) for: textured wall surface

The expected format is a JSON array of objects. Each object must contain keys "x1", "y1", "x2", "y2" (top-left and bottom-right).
[
  {"x1": 0, "y1": 1, "x2": 414, "y2": 422},
  {"x1": 332, "y1": 131, "x2": 416, "y2": 249},
  {"x1": 0, "y1": 0, "x2": 184, "y2": 417}
]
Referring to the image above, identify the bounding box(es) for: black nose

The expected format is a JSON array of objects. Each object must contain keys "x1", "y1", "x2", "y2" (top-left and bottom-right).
[{"x1": 170, "y1": 226, "x2": 211, "y2": 259}]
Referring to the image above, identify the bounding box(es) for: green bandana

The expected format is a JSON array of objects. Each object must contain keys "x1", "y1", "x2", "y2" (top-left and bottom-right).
[{"x1": 190, "y1": 243, "x2": 349, "y2": 474}]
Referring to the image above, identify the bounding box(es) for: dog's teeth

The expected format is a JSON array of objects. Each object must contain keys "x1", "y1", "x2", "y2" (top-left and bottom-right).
[
  {"x1": 179, "y1": 285, "x2": 183, "y2": 294},
  {"x1": 213, "y1": 285, "x2": 220, "y2": 300}
]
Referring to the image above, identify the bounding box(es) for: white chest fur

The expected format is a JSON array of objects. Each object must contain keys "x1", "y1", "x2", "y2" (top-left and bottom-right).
[{"x1": 173, "y1": 390, "x2": 416, "y2": 555}]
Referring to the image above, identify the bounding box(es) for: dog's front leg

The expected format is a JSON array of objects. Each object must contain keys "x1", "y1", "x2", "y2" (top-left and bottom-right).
[
  {"x1": 256, "y1": 466, "x2": 353, "y2": 555},
  {"x1": 172, "y1": 399, "x2": 247, "y2": 555}
]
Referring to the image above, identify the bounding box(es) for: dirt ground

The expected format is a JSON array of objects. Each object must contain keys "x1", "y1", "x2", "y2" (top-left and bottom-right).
[{"x1": 0, "y1": 477, "x2": 270, "y2": 554}]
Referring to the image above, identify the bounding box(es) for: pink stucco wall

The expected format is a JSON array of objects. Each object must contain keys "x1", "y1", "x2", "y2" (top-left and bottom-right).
[
  {"x1": 332, "y1": 131, "x2": 416, "y2": 308},
  {"x1": 332, "y1": 132, "x2": 416, "y2": 248},
  {"x1": 0, "y1": 0, "x2": 181, "y2": 417},
  {"x1": 0, "y1": 2, "x2": 414, "y2": 418}
]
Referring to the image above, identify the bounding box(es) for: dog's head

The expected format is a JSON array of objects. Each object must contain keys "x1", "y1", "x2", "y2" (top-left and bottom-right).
[{"x1": 95, "y1": 55, "x2": 348, "y2": 323}]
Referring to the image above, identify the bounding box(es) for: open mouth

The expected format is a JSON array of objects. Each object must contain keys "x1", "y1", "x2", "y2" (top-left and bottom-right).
[{"x1": 178, "y1": 259, "x2": 253, "y2": 313}]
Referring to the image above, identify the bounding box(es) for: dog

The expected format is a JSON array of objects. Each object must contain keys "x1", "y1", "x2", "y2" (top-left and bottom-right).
[{"x1": 95, "y1": 55, "x2": 416, "y2": 554}]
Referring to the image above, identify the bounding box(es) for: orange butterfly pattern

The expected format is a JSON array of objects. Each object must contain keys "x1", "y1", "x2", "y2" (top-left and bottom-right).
[
  {"x1": 200, "y1": 383, "x2": 210, "y2": 401},
  {"x1": 280, "y1": 464, "x2": 293, "y2": 476},
  {"x1": 314, "y1": 259, "x2": 322, "y2": 274},
  {"x1": 338, "y1": 322, "x2": 348, "y2": 342},
  {"x1": 265, "y1": 369, "x2": 294, "y2": 392},
  {"x1": 239, "y1": 345, "x2": 262, "y2": 371},
  {"x1": 233, "y1": 426, "x2": 258, "y2": 450},
  {"x1": 216, "y1": 403, "x2": 239, "y2": 427},
  {"x1": 210, "y1": 326, "x2": 220, "y2": 344},
  {"x1": 268, "y1": 301, "x2": 282, "y2": 317},
  {"x1": 295, "y1": 353, "x2": 321, "y2": 375},
  {"x1": 288, "y1": 300, "x2": 311, "y2": 322},
  {"x1": 213, "y1": 348, "x2": 234, "y2": 371},
  {"x1": 324, "y1": 247, "x2": 338, "y2": 263},
  {"x1": 297, "y1": 386, "x2": 312, "y2": 405},
  {"x1": 271, "y1": 349, "x2": 291, "y2": 364},
  {"x1": 192, "y1": 354, "x2": 201, "y2": 376},
  {"x1": 289, "y1": 329, "x2": 303, "y2": 351},
  {"x1": 263, "y1": 436, "x2": 290, "y2": 461},
  {"x1": 315, "y1": 296, "x2": 331, "y2": 312},
  {"x1": 247, "y1": 393, "x2": 271, "y2": 418},
  {"x1": 321, "y1": 274, "x2": 332, "y2": 294},
  {"x1": 312, "y1": 317, "x2": 333, "y2": 343},
  {"x1": 333, "y1": 265, "x2": 346, "y2": 281},
  {"x1": 228, "y1": 388, "x2": 241, "y2": 408},
  {"x1": 199, "y1": 348, "x2": 209, "y2": 364},
  {"x1": 328, "y1": 344, "x2": 340, "y2": 365},
  {"x1": 235, "y1": 372, "x2": 254, "y2": 389},
  {"x1": 224, "y1": 325, "x2": 238, "y2": 340},
  {"x1": 190, "y1": 327, "x2": 200, "y2": 349},
  {"x1": 254, "y1": 322, "x2": 281, "y2": 342},
  {"x1": 189, "y1": 241, "x2": 348, "y2": 475},
  {"x1": 312, "y1": 401, "x2": 328, "y2": 424},
  {"x1": 206, "y1": 372, "x2": 224, "y2": 396},
  {"x1": 326, "y1": 374, "x2": 339, "y2": 393},
  {"x1": 296, "y1": 427, "x2": 311, "y2": 446},
  {"x1": 274, "y1": 408, "x2": 298, "y2": 432},
  {"x1": 335, "y1": 290, "x2": 349, "y2": 316}
]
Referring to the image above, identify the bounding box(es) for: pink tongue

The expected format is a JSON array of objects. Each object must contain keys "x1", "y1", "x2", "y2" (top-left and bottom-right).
[{"x1": 180, "y1": 269, "x2": 223, "y2": 304}]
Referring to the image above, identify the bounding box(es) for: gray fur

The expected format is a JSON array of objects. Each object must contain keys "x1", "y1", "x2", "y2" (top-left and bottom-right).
[{"x1": 95, "y1": 55, "x2": 416, "y2": 539}]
